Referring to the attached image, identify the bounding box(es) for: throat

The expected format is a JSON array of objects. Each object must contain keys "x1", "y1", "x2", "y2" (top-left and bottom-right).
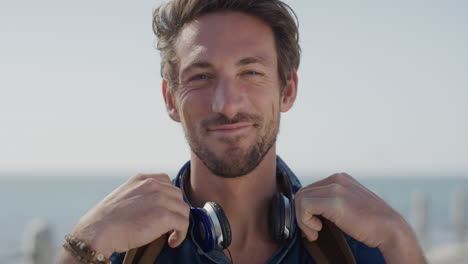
[{"x1": 224, "y1": 236, "x2": 280, "y2": 264}]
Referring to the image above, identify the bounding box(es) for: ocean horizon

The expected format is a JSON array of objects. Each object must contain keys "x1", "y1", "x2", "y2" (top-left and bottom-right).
[{"x1": 1, "y1": 172, "x2": 467, "y2": 263}]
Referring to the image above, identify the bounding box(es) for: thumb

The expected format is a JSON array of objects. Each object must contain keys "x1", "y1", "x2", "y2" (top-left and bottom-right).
[{"x1": 168, "y1": 230, "x2": 184, "y2": 248}]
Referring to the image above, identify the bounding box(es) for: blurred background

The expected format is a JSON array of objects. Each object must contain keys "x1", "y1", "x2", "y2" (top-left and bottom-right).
[{"x1": 0, "y1": 0, "x2": 467, "y2": 263}]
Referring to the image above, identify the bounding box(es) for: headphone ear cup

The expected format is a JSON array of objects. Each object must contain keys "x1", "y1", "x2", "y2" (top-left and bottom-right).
[
  {"x1": 207, "y1": 202, "x2": 232, "y2": 249},
  {"x1": 269, "y1": 192, "x2": 286, "y2": 243},
  {"x1": 191, "y1": 207, "x2": 216, "y2": 252}
]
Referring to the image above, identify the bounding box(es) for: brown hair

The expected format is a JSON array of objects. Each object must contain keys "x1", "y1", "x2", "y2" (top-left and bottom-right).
[{"x1": 153, "y1": 0, "x2": 301, "y2": 91}]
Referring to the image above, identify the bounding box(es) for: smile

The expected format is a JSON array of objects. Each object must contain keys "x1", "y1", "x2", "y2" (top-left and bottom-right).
[{"x1": 207, "y1": 122, "x2": 254, "y2": 136}]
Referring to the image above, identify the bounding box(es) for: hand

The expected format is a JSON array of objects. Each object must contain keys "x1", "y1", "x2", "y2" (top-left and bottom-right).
[
  {"x1": 295, "y1": 173, "x2": 426, "y2": 264},
  {"x1": 70, "y1": 173, "x2": 190, "y2": 257}
]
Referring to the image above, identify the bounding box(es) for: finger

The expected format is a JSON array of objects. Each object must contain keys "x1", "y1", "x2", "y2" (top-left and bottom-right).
[
  {"x1": 167, "y1": 223, "x2": 188, "y2": 248},
  {"x1": 295, "y1": 196, "x2": 344, "y2": 225},
  {"x1": 151, "y1": 192, "x2": 190, "y2": 220},
  {"x1": 168, "y1": 230, "x2": 178, "y2": 248},
  {"x1": 135, "y1": 177, "x2": 184, "y2": 202},
  {"x1": 301, "y1": 228, "x2": 319, "y2": 242},
  {"x1": 299, "y1": 180, "x2": 383, "y2": 206},
  {"x1": 132, "y1": 173, "x2": 172, "y2": 184},
  {"x1": 149, "y1": 180, "x2": 185, "y2": 201},
  {"x1": 156, "y1": 209, "x2": 189, "y2": 248},
  {"x1": 168, "y1": 230, "x2": 185, "y2": 248},
  {"x1": 303, "y1": 215, "x2": 323, "y2": 231},
  {"x1": 296, "y1": 184, "x2": 347, "y2": 199},
  {"x1": 307, "y1": 173, "x2": 358, "y2": 188}
]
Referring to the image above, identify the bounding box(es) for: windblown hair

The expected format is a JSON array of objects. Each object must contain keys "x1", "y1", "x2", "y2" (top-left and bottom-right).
[{"x1": 152, "y1": 0, "x2": 301, "y2": 91}]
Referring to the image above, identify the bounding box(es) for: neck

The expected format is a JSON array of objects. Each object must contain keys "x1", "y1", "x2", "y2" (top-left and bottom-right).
[{"x1": 188, "y1": 146, "x2": 279, "y2": 253}]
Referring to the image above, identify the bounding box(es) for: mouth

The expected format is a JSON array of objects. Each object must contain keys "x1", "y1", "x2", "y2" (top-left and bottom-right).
[{"x1": 207, "y1": 122, "x2": 254, "y2": 136}]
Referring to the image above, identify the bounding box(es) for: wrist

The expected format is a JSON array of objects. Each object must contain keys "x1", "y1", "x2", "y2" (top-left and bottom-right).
[
  {"x1": 379, "y1": 216, "x2": 427, "y2": 264},
  {"x1": 63, "y1": 233, "x2": 113, "y2": 264},
  {"x1": 71, "y1": 220, "x2": 114, "y2": 258}
]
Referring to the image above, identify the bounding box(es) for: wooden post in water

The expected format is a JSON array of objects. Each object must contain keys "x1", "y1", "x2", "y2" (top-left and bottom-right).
[
  {"x1": 22, "y1": 218, "x2": 55, "y2": 264},
  {"x1": 410, "y1": 191, "x2": 429, "y2": 249},
  {"x1": 451, "y1": 190, "x2": 466, "y2": 246}
]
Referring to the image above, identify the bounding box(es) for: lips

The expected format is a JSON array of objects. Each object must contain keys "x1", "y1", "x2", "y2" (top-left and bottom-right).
[{"x1": 207, "y1": 122, "x2": 254, "y2": 136}]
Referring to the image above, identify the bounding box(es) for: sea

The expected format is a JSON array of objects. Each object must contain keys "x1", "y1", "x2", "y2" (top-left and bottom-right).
[{"x1": 1, "y1": 171, "x2": 468, "y2": 263}]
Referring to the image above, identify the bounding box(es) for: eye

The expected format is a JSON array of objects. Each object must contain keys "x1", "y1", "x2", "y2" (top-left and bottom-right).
[
  {"x1": 190, "y1": 74, "x2": 210, "y2": 81},
  {"x1": 244, "y1": 71, "x2": 260, "y2": 76}
]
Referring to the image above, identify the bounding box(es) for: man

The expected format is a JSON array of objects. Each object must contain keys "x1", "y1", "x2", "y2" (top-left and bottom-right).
[{"x1": 58, "y1": 0, "x2": 427, "y2": 263}]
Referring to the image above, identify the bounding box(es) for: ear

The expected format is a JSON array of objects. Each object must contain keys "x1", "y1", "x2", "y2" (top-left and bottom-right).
[
  {"x1": 162, "y1": 80, "x2": 181, "y2": 122},
  {"x1": 280, "y1": 70, "x2": 298, "y2": 113}
]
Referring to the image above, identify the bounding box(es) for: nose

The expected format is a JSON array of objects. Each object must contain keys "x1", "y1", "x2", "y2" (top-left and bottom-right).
[{"x1": 211, "y1": 77, "x2": 244, "y2": 119}]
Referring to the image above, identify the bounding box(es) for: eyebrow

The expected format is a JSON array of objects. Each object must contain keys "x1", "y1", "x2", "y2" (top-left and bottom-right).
[
  {"x1": 236, "y1": 56, "x2": 270, "y2": 67},
  {"x1": 180, "y1": 61, "x2": 213, "y2": 78},
  {"x1": 180, "y1": 56, "x2": 271, "y2": 77}
]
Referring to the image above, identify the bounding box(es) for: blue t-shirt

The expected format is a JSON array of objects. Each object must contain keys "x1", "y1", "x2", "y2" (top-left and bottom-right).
[{"x1": 111, "y1": 157, "x2": 386, "y2": 263}]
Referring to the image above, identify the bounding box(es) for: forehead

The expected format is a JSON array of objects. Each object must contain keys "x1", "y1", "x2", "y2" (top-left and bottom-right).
[{"x1": 175, "y1": 11, "x2": 277, "y2": 71}]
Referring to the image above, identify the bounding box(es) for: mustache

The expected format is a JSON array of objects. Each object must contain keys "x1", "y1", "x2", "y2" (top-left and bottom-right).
[{"x1": 201, "y1": 112, "x2": 262, "y2": 128}]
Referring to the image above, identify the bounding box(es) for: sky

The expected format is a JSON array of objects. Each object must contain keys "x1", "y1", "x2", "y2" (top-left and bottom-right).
[{"x1": 0, "y1": 0, "x2": 467, "y2": 176}]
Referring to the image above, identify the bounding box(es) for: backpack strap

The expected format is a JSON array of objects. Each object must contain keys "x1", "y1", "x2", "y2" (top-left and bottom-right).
[
  {"x1": 122, "y1": 218, "x2": 356, "y2": 264},
  {"x1": 305, "y1": 216, "x2": 357, "y2": 264},
  {"x1": 123, "y1": 235, "x2": 166, "y2": 264}
]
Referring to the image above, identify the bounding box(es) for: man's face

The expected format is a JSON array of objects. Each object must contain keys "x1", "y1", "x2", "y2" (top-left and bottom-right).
[{"x1": 168, "y1": 12, "x2": 289, "y2": 177}]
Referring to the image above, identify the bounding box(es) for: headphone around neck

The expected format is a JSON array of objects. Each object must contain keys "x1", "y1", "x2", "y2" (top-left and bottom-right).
[{"x1": 178, "y1": 166, "x2": 294, "y2": 253}]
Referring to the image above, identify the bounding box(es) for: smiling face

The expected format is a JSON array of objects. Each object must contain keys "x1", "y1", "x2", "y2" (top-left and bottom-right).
[{"x1": 163, "y1": 11, "x2": 297, "y2": 178}]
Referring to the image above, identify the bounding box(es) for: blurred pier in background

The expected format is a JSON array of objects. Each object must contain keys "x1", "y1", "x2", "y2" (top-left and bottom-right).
[
  {"x1": 22, "y1": 218, "x2": 54, "y2": 264},
  {"x1": 420, "y1": 190, "x2": 468, "y2": 264}
]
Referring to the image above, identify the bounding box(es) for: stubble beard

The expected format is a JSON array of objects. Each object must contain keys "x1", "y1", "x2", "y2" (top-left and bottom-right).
[{"x1": 183, "y1": 112, "x2": 280, "y2": 178}]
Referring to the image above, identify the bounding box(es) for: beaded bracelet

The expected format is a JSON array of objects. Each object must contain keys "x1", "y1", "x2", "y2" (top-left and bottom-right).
[{"x1": 63, "y1": 234, "x2": 111, "y2": 264}]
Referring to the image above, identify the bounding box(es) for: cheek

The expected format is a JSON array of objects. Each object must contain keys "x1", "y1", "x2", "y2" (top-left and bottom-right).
[
  {"x1": 246, "y1": 78, "x2": 281, "y2": 106},
  {"x1": 178, "y1": 90, "x2": 211, "y2": 125},
  {"x1": 256, "y1": 92, "x2": 280, "y2": 117}
]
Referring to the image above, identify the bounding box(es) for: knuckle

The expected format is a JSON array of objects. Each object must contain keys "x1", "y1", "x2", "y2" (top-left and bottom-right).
[
  {"x1": 330, "y1": 172, "x2": 351, "y2": 184},
  {"x1": 132, "y1": 173, "x2": 148, "y2": 181},
  {"x1": 161, "y1": 173, "x2": 171, "y2": 181},
  {"x1": 133, "y1": 173, "x2": 171, "y2": 183},
  {"x1": 154, "y1": 173, "x2": 171, "y2": 182},
  {"x1": 140, "y1": 178, "x2": 164, "y2": 192},
  {"x1": 142, "y1": 177, "x2": 159, "y2": 186}
]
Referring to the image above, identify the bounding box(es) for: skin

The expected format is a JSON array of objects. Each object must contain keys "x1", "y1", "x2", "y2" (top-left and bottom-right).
[
  {"x1": 57, "y1": 11, "x2": 426, "y2": 264},
  {"x1": 163, "y1": 11, "x2": 297, "y2": 263}
]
